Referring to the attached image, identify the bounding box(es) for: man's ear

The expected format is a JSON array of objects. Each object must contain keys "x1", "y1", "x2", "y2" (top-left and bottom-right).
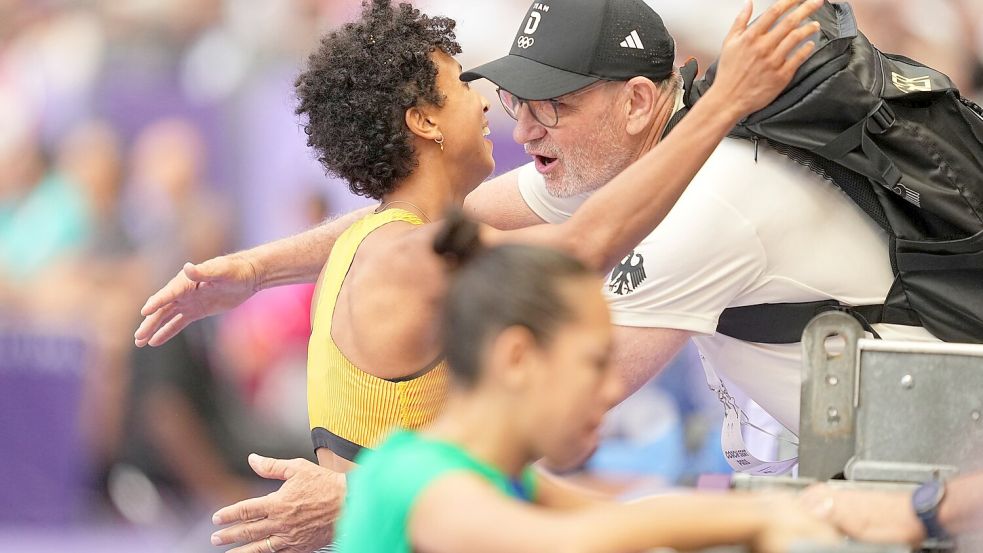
[
  {"x1": 621, "y1": 76, "x2": 663, "y2": 136},
  {"x1": 405, "y1": 105, "x2": 443, "y2": 141}
]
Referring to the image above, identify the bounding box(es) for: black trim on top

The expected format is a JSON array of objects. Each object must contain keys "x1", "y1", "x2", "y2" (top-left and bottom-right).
[
  {"x1": 386, "y1": 355, "x2": 444, "y2": 383},
  {"x1": 312, "y1": 427, "x2": 368, "y2": 463}
]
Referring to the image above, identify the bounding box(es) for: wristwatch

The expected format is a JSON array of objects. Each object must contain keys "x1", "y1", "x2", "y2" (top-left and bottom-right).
[{"x1": 912, "y1": 480, "x2": 949, "y2": 541}]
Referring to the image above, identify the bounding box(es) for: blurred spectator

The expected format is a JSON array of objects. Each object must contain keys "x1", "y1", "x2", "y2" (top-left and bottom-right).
[
  {"x1": 0, "y1": 116, "x2": 88, "y2": 285},
  {"x1": 0, "y1": 119, "x2": 144, "y2": 526},
  {"x1": 115, "y1": 117, "x2": 309, "y2": 516},
  {"x1": 124, "y1": 118, "x2": 230, "y2": 281},
  {"x1": 120, "y1": 323, "x2": 260, "y2": 513},
  {"x1": 0, "y1": 163, "x2": 84, "y2": 282},
  {"x1": 62, "y1": 121, "x2": 133, "y2": 259},
  {"x1": 119, "y1": 312, "x2": 311, "y2": 522},
  {"x1": 113, "y1": 117, "x2": 236, "y2": 512},
  {"x1": 30, "y1": 120, "x2": 146, "y2": 469}
]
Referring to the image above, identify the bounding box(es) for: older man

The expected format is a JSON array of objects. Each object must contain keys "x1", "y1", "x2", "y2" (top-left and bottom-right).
[{"x1": 134, "y1": 0, "x2": 942, "y2": 551}]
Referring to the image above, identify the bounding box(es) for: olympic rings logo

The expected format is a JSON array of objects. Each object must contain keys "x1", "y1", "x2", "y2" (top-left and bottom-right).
[{"x1": 516, "y1": 36, "x2": 535, "y2": 49}]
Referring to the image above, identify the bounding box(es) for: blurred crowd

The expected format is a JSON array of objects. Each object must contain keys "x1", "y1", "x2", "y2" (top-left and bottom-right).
[{"x1": 1, "y1": 0, "x2": 982, "y2": 546}]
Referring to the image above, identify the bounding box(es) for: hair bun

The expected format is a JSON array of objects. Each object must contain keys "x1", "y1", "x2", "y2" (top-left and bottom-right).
[{"x1": 433, "y1": 208, "x2": 483, "y2": 265}]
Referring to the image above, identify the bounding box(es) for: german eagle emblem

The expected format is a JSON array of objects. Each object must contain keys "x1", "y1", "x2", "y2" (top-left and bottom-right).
[{"x1": 608, "y1": 251, "x2": 646, "y2": 296}]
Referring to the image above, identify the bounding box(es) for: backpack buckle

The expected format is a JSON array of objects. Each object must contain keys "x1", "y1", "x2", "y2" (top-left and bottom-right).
[
  {"x1": 866, "y1": 101, "x2": 896, "y2": 135},
  {"x1": 817, "y1": 303, "x2": 884, "y2": 339}
]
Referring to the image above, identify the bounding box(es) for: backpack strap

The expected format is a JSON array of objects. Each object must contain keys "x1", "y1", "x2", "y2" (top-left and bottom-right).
[
  {"x1": 681, "y1": 59, "x2": 699, "y2": 105},
  {"x1": 663, "y1": 107, "x2": 688, "y2": 138},
  {"x1": 815, "y1": 100, "x2": 905, "y2": 192},
  {"x1": 667, "y1": 58, "x2": 752, "y2": 142},
  {"x1": 717, "y1": 300, "x2": 922, "y2": 344},
  {"x1": 661, "y1": 58, "x2": 700, "y2": 139}
]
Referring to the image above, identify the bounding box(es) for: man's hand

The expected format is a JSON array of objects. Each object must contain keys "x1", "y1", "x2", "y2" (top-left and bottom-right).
[
  {"x1": 714, "y1": 0, "x2": 823, "y2": 117},
  {"x1": 134, "y1": 254, "x2": 260, "y2": 347},
  {"x1": 799, "y1": 484, "x2": 924, "y2": 546},
  {"x1": 211, "y1": 454, "x2": 346, "y2": 553}
]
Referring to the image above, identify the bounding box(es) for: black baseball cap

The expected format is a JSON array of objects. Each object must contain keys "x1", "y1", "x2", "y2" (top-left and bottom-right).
[{"x1": 461, "y1": 0, "x2": 675, "y2": 100}]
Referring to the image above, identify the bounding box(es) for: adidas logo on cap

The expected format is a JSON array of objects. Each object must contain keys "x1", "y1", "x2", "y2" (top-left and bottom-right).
[{"x1": 620, "y1": 30, "x2": 644, "y2": 50}]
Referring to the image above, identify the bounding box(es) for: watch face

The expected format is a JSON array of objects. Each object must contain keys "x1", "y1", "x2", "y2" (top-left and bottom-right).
[{"x1": 913, "y1": 480, "x2": 944, "y2": 513}]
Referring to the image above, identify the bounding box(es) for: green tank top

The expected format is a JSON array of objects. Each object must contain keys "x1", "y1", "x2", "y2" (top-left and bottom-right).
[{"x1": 335, "y1": 431, "x2": 538, "y2": 552}]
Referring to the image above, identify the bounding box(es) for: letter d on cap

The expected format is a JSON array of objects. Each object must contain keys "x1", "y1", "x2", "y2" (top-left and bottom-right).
[{"x1": 524, "y1": 11, "x2": 541, "y2": 34}]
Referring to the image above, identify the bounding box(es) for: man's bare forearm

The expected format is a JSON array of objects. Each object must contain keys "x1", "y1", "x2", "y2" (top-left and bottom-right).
[
  {"x1": 941, "y1": 471, "x2": 983, "y2": 537},
  {"x1": 250, "y1": 206, "x2": 374, "y2": 290}
]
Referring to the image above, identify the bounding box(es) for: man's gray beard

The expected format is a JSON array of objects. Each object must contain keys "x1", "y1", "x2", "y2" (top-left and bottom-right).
[{"x1": 544, "y1": 134, "x2": 635, "y2": 199}]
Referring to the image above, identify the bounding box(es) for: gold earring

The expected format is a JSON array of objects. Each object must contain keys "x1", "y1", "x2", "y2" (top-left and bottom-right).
[{"x1": 434, "y1": 135, "x2": 444, "y2": 152}]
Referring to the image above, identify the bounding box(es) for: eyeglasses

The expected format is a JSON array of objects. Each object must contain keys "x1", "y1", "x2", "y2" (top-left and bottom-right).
[{"x1": 496, "y1": 81, "x2": 611, "y2": 128}]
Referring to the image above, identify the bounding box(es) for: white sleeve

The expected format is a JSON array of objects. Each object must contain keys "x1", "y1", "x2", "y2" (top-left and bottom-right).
[
  {"x1": 515, "y1": 162, "x2": 590, "y2": 225},
  {"x1": 604, "y1": 189, "x2": 767, "y2": 335}
]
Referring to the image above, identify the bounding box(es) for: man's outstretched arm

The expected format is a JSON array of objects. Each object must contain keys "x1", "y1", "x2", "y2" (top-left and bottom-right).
[
  {"x1": 134, "y1": 206, "x2": 372, "y2": 347},
  {"x1": 135, "y1": 167, "x2": 537, "y2": 348}
]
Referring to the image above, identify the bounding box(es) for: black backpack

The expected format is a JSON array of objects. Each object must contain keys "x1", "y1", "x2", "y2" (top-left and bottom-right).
[{"x1": 674, "y1": 0, "x2": 983, "y2": 344}]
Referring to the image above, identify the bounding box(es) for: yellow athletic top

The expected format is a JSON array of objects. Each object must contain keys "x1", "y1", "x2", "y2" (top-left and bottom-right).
[{"x1": 307, "y1": 209, "x2": 450, "y2": 462}]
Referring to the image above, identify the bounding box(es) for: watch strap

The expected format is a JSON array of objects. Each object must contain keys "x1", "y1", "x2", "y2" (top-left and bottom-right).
[{"x1": 913, "y1": 481, "x2": 950, "y2": 541}]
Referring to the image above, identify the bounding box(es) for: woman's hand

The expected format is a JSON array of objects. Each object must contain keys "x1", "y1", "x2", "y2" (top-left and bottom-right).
[{"x1": 711, "y1": 0, "x2": 823, "y2": 118}]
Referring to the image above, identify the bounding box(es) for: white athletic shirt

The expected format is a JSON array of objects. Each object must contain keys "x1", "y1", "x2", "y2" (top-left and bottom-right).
[{"x1": 517, "y1": 138, "x2": 938, "y2": 435}]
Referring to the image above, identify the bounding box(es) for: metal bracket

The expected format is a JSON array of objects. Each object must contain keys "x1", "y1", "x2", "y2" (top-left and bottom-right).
[
  {"x1": 799, "y1": 311, "x2": 863, "y2": 479},
  {"x1": 845, "y1": 460, "x2": 959, "y2": 483},
  {"x1": 847, "y1": 339, "x2": 983, "y2": 482}
]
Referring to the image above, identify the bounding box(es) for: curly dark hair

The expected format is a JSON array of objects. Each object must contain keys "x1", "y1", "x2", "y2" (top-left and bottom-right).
[{"x1": 295, "y1": 0, "x2": 461, "y2": 199}]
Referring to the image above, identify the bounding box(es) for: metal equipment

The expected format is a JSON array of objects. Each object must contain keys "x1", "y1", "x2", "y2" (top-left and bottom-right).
[{"x1": 734, "y1": 311, "x2": 983, "y2": 552}]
